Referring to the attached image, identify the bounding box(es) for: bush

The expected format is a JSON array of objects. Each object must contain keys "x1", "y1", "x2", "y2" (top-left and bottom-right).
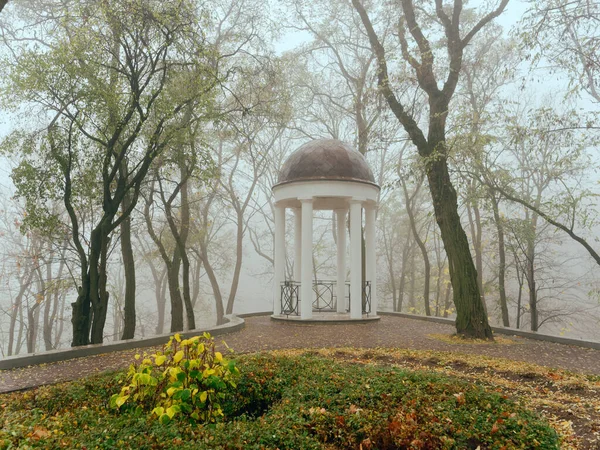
[{"x1": 109, "y1": 332, "x2": 239, "y2": 424}]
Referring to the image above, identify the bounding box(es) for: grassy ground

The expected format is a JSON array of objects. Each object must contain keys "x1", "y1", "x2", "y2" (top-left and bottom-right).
[{"x1": 1, "y1": 347, "x2": 598, "y2": 449}]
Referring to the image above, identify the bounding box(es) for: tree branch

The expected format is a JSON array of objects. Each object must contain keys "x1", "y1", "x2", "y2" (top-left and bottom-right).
[
  {"x1": 461, "y1": 0, "x2": 510, "y2": 49},
  {"x1": 401, "y1": 0, "x2": 439, "y2": 95},
  {"x1": 484, "y1": 180, "x2": 600, "y2": 266},
  {"x1": 351, "y1": 0, "x2": 428, "y2": 150}
]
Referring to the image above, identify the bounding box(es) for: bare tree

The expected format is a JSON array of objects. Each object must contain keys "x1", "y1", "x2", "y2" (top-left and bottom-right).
[
  {"x1": 400, "y1": 170, "x2": 431, "y2": 316},
  {"x1": 522, "y1": 0, "x2": 600, "y2": 103},
  {"x1": 351, "y1": 0, "x2": 510, "y2": 338},
  {"x1": 198, "y1": 121, "x2": 280, "y2": 323},
  {"x1": 495, "y1": 103, "x2": 594, "y2": 331}
]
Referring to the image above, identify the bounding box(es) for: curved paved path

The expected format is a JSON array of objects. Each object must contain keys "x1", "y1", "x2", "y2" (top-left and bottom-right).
[{"x1": 1, "y1": 315, "x2": 599, "y2": 394}]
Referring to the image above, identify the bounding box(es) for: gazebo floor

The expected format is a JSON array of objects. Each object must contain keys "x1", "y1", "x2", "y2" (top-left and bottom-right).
[{"x1": 271, "y1": 312, "x2": 380, "y2": 324}]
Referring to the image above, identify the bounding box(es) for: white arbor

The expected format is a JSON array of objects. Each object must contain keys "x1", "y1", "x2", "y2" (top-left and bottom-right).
[{"x1": 272, "y1": 139, "x2": 379, "y2": 320}]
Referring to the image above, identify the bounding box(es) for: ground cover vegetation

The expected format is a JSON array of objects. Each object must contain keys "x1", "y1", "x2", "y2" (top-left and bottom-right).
[{"x1": 3, "y1": 345, "x2": 600, "y2": 449}]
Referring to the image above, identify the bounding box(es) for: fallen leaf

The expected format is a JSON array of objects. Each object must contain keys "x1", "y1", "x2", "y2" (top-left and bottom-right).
[
  {"x1": 453, "y1": 392, "x2": 465, "y2": 405},
  {"x1": 31, "y1": 426, "x2": 51, "y2": 441}
]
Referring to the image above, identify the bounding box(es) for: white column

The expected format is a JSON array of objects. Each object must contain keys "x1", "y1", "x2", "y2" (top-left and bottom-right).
[
  {"x1": 300, "y1": 198, "x2": 313, "y2": 320},
  {"x1": 349, "y1": 200, "x2": 363, "y2": 319},
  {"x1": 273, "y1": 203, "x2": 286, "y2": 315},
  {"x1": 335, "y1": 209, "x2": 347, "y2": 313},
  {"x1": 365, "y1": 204, "x2": 377, "y2": 315},
  {"x1": 293, "y1": 208, "x2": 302, "y2": 282}
]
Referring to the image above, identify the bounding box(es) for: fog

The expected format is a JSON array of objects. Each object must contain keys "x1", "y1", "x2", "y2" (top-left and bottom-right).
[{"x1": 0, "y1": 0, "x2": 598, "y2": 357}]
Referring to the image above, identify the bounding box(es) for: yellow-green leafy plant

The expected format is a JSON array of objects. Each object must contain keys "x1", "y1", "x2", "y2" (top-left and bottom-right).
[{"x1": 110, "y1": 332, "x2": 239, "y2": 424}]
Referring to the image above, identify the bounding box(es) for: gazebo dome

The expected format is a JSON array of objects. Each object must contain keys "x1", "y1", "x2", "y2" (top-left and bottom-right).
[
  {"x1": 271, "y1": 138, "x2": 380, "y2": 322},
  {"x1": 276, "y1": 139, "x2": 376, "y2": 186}
]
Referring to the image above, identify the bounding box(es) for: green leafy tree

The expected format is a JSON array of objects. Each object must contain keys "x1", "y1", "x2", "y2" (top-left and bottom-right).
[{"x1": 2, "y1": 0, "x2": 218, "y2": 345}]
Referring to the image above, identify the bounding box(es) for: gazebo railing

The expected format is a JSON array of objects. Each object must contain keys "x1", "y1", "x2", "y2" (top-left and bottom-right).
[
  {"x1": 362, "y1": 281, "x2": 372, "y2": 315},
  {"x1": 280, "y1": 281, "x2": 300, "y2": 316},
  {"x1": 346, "y1": 281, "x2": 372, "y2": 315},
  {"x1": 279, "y1": 280, "x2": 369, "y2": 316},
  {"x1": 312, "y1": 280, "x2": 336, "y2": 311}
]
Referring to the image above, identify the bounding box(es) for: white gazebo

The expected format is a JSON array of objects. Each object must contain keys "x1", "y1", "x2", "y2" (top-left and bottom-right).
[{"x1": 271, "y1": 139, "x2": 380, "y2": 321}]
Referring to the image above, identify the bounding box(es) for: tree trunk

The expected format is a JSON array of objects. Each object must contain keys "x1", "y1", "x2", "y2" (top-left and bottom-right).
[
  {"x1": 388, "y1": 252, "x2": 397, "y2": 312},
  {"x1": 201, "y1": 243, "x2": 225, "y2": 325},
  {"x1": 225, "y1": 216, "x2": 244, "y2": 315},
  {"x1": 156, "y1": 161, "x2": 195, "y2": 331},
  {"x1": 381, "y1": 216, "x2": 396, "y2": 312},
  {"x1": 71, "y1": 280, "x2": 90, "y2": 346},
  {"x1": 516, "y1": 268, "x2": 523, "y2": 329},
  {"x1": 401, "y1": 177, "x2": 431, "y2": 316},
  {"x1": 43, "y1": 252, "x2": 54, "y2": 351},
  {"x1": 526, "y1": 237, "x2": 538, "y2": 331},
  {"x1": 397, "y1": 270, "x2": 405, "y2": 312},
  {"x1": 16, "y1": 300, "x2": 24, "y2": 355},
  {"x1": 54, "y1": 290, "x2": 66, "y2": 348},
  {"x1": 426, "y1": 154, "x2": 492, "y2": 339},
  {"x1": 28, "y1": 266, "x2": 44, "y2": 353},
  {"x1": 178, "y1": 169, "x2": 195, "y2": 329},
  {"x1": 180, "y1": 234, "x2": 195, "y2": 329},
  {"x1": 435, "y1": 262, "x2": 442, "y2": 317},
  {"x1": 112, "y1": 295, "x2": 122, "y2": 342},
  {"x1": 27, "y1": 304, "x2": 41, "y2": 353},
  {"x1": 157, "y1": 269, "x2": 168, "y2": 334},
  {"x1": 443, "y1": 281, "x2": 452, "y2": 318},
  {"x1": 72, "y1": 220, "x2": 115, "y2": 346},
  {"x1": 397, "y1": 232, "x2": 412, "y2": 312},
  {"x1": 466, "y1": 197, "x2": 487, "y2": 315},
  {"x1": 167, "y1": 250, "x2": 184, "y2": 332},
  {"x1": 351, "y1": 0, "x2": 499, "y2": 339},
  {"x1": 473, "y1": 202, "x2": 485, "y2": 306},
  {"x1": 8, "y1": 269, "x2": 33, "y2": 356},
  {"x1": 47, "y1": 287, "x2": 60, "y2": 350},
  {"x1": 43, "y1": 240, "x2": 66, "y2": 350},
  {"x1": 60, "y1": 145, "x2": 92, "y2": 348},
  {"x1": 144, "y1": 180, "x2": 185, "y2": 333},
  {"x1": 148, "y1": 263, "x2": 168, "y2": 335},
  {"x1": 408, "y1": 250, "x2": 416, "y2": 311},
  {"x1": 90, "y1": 225, "x2": 111, "y2": 344},
  {"x1": 191, "y1": 256, "x2": 202, "y2": 309},
  {"x1": 490, "y1": 194, "x2": 510, "y2": 327},
  {"x1": 120, "y1": 189, "x2": 136, "y2": 340}
]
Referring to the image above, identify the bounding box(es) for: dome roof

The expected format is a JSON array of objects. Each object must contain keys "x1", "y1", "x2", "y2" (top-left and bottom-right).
[{"x1": 275, "y1": 139, "x2": 376, "y2": 187}]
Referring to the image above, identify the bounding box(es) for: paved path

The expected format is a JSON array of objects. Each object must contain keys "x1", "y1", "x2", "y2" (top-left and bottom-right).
[{"x1": 1, "y1": 315, "x2": 599, "y2": 394}]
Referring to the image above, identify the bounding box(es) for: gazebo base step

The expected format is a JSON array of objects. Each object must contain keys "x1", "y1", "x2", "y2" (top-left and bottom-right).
[{"x1": 271, "y1": 312, "x2": 380, "y2": 324}]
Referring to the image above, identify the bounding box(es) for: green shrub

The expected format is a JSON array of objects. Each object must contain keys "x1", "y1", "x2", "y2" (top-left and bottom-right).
[{"x1": 109, "y1": 332, "x2": 239, "y2": 424}]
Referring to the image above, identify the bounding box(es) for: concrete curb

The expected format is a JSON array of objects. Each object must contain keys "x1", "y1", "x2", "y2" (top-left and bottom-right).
[
  {"x1": 0, "y1": 315, "x2": 245, "y2": 371},
  {"x1": 378, "y1": 311, "x2": 455, "y2": 326},
  {"x1": 236, "y1": 311, "x2": 273, "y2": 318},
  {"x1": 271, "y1": 314, "x2": 380, "y2": 325},
  {"x1": 378, "y1": 311, "x2": 600, "y2": 350}
]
